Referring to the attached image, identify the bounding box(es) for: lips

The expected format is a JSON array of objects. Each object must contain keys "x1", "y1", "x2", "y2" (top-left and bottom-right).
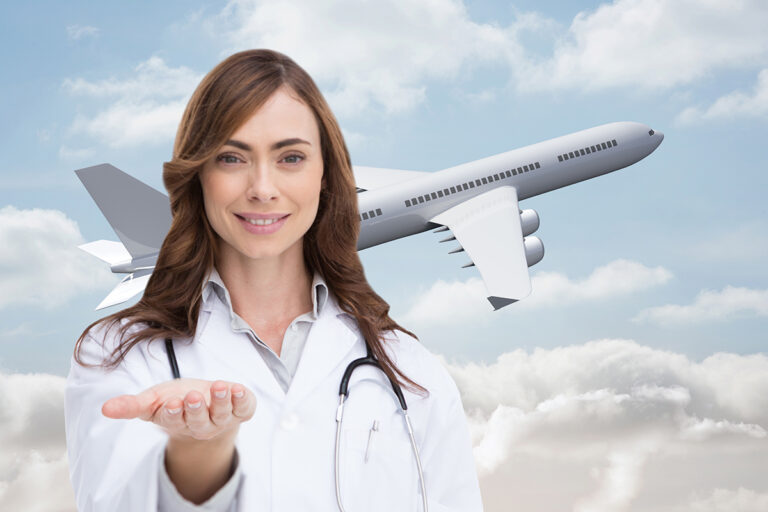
[
  {"x1": 235, "y1": 214, "x2": 288, "y2": 226},
  {"x1": 235, "y1": 213, "x2": 289, "y2": 234}
]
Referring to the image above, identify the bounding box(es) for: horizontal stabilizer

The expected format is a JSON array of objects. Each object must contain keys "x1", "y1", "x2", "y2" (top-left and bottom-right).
[
  {"x1": 75, "y1": 163, "x2": 172, "y2": 259},
  {"x1": 78, "y1": 240, "x2": 131, "y2": 266},
  {"x1": 352, "y1": 166, "x2": 428, "y2": 192},
  {"x1": 96, "y1": 269, "x2": 153, "y2": 310}
]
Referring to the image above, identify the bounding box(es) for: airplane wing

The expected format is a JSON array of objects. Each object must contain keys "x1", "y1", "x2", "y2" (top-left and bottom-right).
[
  {"x1": 352, "y1": 165, "x2": 428, "y2": 192},
  {"x1": 430, "y1": 186, "x2": 532, "y2": 310}
]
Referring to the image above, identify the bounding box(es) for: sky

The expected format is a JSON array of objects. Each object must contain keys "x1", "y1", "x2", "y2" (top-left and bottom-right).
[{"x1": 1, "y1": 0, "x2": 767, "y2": 510}]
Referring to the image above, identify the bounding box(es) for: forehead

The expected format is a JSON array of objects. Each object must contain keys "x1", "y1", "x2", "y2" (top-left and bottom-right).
[{"x1": 230, "y1": 86, "x2": 320, "y2": 144}]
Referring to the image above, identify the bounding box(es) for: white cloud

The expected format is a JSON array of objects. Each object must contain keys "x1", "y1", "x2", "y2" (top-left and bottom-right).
[
  {"x1": 401, "y1": 259, "x2": 672, "y2": 326},
  {"x1": 677, "y1": 68, "x2": 768, "y2": 123},
  {"x1": 0, "y1": 206, "x2": 116, "y2": 309},
  {"x1": 516, "y1": 0, "x2": 768, "y2": 93},
  {"x1": 439, "y1": 338, "x2": 768, "y2": 511},
  {"x1": 0, "y1": 371, "x2": 74, "y2": 511},
  {"x1": 689, "y1": 487, "x2": 768, "y2": 512},
  {"x1": 62, "y1": 56, "x2": 202, "y2": 148},
  {"x1": 57, "y1": 145, "x2": 95, "y2": 162},
  {"x1": 633, "y1": 285, "x2": 768, "y2": 325},
  {"x1": 210, "y1": 0, "x2": 525, "y2": 116},
  {"x1": 3, "y1": 339, "x2": 768, "y2": 510},
  {"x1": 66, "y1": 25, "x2": 99, "y2": 41}
]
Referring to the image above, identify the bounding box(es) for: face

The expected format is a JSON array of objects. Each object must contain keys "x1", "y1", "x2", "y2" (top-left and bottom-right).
[{"x1": 199, "y1": 86, "x2": 324, "y2": 267}]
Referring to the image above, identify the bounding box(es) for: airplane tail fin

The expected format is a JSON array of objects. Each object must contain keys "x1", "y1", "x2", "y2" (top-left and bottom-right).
[{"x1": 75, "y1": 163, "x2": 172, "y2": 259}]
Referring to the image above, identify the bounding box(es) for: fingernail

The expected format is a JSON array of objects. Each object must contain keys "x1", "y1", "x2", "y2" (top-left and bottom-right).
[
  {"x1": 233, "y1": 389, "x2": 244, "y2": 398},
  {"x1": 167, "y1": 406, "x2": 182, "y2": 414},
  {"x1": 187, "y1": 400, "x2": 201, "y2": 409},
  {"x1": 214, "y1": 389, "x2": 226, "y2": 399}
]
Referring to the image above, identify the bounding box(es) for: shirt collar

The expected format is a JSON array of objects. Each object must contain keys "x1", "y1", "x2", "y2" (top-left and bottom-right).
[{"x1": 201, "y1": 266, "x2": 329, "y2": 320}]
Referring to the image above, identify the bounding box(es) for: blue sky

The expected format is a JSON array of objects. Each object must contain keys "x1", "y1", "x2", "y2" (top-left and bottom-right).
[
  {"x1": 1, "y1": 0, "x2": 765, "y2": 375},
  {"x1": 1, "y1": 1, "x2": 767, "y2": 510}
]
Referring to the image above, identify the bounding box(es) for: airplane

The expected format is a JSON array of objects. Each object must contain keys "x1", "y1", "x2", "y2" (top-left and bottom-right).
[{"x1": 76, "y1": 121, "x2": 663, "y2": 311}]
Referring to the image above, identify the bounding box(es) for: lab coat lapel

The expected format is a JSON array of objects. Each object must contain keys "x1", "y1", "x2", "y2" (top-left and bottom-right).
[
  {"x1": 197, "y1": 299, "x2": 286, "y2": 402},
  {"x1": 285, "y1": 294, "x2": 360, "y2": 408}
]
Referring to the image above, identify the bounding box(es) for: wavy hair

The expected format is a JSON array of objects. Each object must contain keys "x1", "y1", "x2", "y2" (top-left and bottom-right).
[{"x1": 74, "y1": 49, "x2": 427, "y2": 396}]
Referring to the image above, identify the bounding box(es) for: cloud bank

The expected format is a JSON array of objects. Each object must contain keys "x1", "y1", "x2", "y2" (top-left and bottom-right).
[
  {"x1": 633, "y1": 286, "x2": 768, "y2": 325},
  {"x1": 401, "y1": 259, "x2": 672, "y2": 326},
  {"x1": 4, "y1": 339, "x2": 767, "y2": 510},
  {"x1": 0, "y1": 206, "x2": 115, "y2": 310}
]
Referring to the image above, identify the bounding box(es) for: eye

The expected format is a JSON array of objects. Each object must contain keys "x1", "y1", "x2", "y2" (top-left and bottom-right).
[
  {"x1": 281, "y1": 153, "x2": 305, "y2": 165},
  {"x1": 215, "y1": 153, "x2": 243, "y2": 165}
]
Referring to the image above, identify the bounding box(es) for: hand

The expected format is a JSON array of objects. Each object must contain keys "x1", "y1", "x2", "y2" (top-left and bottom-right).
[{"x1": 102, "y1": 378, "x2": 257, "y2": 442}]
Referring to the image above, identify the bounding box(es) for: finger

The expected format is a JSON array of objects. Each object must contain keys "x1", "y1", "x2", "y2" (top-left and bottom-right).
[
  {"x1": 103, "y1": 387, "x2": 162, "y2": 421},
  {"x1": 183, "y1": 391, "x2": 213, "y2": 439},
  {"x1": 209, "y1": 381, "x2": 233, "y2": 427},
  {"x1": 103, "y1": 395, "x2": 141, "y2": 419},
  {"x1": 231, "y1": 384, "x2": 256, "y2": 421},
  {"x1": 158, "y1": 397, "x2": 186, "y2": 432}
]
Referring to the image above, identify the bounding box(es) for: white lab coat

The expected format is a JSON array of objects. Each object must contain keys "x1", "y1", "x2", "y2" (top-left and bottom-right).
[{"x1": 65, "y1": 290, "x2": 483, "y2": 511}]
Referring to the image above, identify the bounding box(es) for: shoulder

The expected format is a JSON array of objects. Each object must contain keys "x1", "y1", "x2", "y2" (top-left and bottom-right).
[
  {"x1": 380, "y1": 328, "x2": 461, "y2": 401},
  {"x1": 76, "y1": 316, "x2": 153, "y2": 370}
]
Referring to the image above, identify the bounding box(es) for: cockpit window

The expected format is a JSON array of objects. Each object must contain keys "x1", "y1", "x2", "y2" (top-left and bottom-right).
[{"x1": 649, "y1": 129, "x2": 655, "y2": 136}]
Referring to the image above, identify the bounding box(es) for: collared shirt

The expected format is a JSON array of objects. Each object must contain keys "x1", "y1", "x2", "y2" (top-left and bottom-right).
[
  {"x1": 203, "y1": 266, "x2": 329, "y2": 394},
  {"x1": 159, "y1": 267, "x2": 329, "y2": 511}
]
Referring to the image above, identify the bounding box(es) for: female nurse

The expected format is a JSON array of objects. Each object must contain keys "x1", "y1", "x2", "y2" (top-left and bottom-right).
[{"x1": 64, "y1": 49, "x2": 483, "y2": 512}]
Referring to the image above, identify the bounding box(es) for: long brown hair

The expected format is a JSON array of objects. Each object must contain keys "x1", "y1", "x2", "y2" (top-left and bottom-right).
[{"x1": 74, "y1": 49, "x2": 427, "y2": 396}]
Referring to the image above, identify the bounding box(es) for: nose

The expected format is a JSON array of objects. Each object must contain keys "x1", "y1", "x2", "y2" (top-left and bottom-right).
[{"x1": 246, "y1": 163, "x2": 279, "y2": 202}]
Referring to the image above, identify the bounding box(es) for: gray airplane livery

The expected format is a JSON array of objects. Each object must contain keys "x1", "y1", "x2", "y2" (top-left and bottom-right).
[{"x1": 76, "y1": 121, "x2": 663, "y2": 310}]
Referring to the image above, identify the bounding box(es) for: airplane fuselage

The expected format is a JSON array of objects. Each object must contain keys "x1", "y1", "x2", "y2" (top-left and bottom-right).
[{"x1": 356, "y1": 121, "x2": 663, "y2": 250}]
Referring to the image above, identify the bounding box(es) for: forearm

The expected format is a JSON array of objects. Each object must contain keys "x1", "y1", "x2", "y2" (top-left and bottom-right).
[{"x1": 164, "y1": 430, "x2": 238, "y2": 504}]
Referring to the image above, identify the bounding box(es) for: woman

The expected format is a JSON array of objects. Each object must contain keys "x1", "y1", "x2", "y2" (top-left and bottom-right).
[{"x1": 65, "y1": 49, "x2": 482, "y2": 512}]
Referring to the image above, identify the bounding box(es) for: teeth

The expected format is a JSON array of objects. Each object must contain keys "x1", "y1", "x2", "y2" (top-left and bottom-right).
[{"x1": 245, "y1": 217, "x2": 280, "y2": 225}]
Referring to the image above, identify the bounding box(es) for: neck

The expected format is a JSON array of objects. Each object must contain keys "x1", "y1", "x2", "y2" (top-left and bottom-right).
[{"x1": 214, "y1": 242, "x2": 313, "y2": 328}]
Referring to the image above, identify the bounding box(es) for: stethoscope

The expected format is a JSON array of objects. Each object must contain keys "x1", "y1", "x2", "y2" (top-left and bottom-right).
[{"x1": 164, "y1": 338, "x2": 428, "y2": 512}]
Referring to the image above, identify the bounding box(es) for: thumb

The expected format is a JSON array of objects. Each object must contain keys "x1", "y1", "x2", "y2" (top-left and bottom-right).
[{"x1": 102, "y1": 390, "x2": 159, "y2": 421}]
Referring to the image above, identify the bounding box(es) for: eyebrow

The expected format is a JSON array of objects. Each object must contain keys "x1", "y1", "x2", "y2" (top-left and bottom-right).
[{"x1": 224, "y1": 138, "x2": 311, "y2": 151}]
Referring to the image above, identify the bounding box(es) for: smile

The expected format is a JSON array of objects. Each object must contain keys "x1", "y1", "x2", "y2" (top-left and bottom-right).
[
  {"x1": 244, "y1": 217, "x2": 280, "y2": 225},
  {"x1": 235, "y1": 213, "x2": 290, "y2": 234}
]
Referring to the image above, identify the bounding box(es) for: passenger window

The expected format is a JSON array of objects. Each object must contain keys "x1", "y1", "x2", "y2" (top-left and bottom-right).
[
  {"x1": 579, "y1": 149, "x2": 585, "y2": 155},
  {"x1": 418, "y1": 196, "x2": 425, "y2": 203},
  {"x1": 612, "y1": 139, "x2": 618, "y2": 145},
  {"x1": 362, "y1": 212, "x2": 368, "y2": 220},
  {"x1": 450, "y1": 186, "x2": 456, "y2": 193},
  {"x1": 601, "y1": 142, "x2": 607, "y2": 149},
  {"x1": 405, "y1": 199, "x2": 411, "y2": 207},
  {"x1": 437, "y1": 190, "x2": 444, "y2": 197},
  {"x1": 506, "y1": 170, "x2": 512, "y2": 177},
  {"x1": 535, "y1": 162, "x2": 540, "y2": 168},
  {"x1": 376, "y1": 208, "x2": 382, "y2": 215},
  {"x1": 558, "y1": 155, "x2": 563, "y2": 162},
  {"x1": 443, "y1": 188, "x2": 449, "y2": 195},
  {"x1": 469, "y1": 182, "x2": 475, "y2": 188}
]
